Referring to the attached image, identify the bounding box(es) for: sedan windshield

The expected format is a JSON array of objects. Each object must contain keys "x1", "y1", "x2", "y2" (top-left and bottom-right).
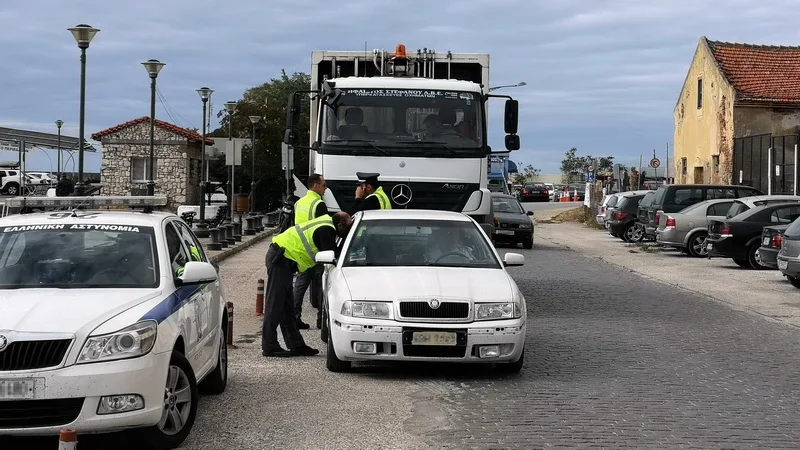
[
  {"x1": 343, "y1": 219, "x2": 501, "y2": 268},
  {"x1": 0, "y1": 224, "x2": 159, "y2": 288},
  {"x1": 492, "y1": 198, "x2": 525, "y2": 214}
]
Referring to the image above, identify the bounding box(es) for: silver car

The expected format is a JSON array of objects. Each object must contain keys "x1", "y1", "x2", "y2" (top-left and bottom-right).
[
  {"x1": 777, "y1": 216, "x2": 800, "y2": 289},
  {"x1": 655, "y1": 199, "x2": 736, "y2": 257}
]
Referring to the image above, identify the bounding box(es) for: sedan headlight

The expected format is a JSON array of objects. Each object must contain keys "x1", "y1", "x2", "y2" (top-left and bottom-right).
[
  {"x1": 475, "y1": 303, "x2": 522, "y2": 321},
  {"x1": 341, "y1": 301, "x2": 392, "y2": 319},
  {"x1": 77, "y1": 321, "x2": 158, "y2": 364}
]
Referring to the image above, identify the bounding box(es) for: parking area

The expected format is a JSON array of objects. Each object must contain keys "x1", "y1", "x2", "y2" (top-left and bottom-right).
[{"x1": 537, "y1": 220, "x2": 800, "y2": 328}]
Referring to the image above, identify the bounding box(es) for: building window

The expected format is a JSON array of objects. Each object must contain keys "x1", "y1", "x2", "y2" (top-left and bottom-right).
[
  {"x1": 681, "y1": 157, "x2": 687, "y2": 176},
  {"x1": 697, "y1": 78, "x2": 703, "y2": 109},
  {"x1": 131, "y1": 157, "x2": 157, "y2": 183},
  {"x1": 712, "y1": 155, "x2": 720, "y2": 174}
]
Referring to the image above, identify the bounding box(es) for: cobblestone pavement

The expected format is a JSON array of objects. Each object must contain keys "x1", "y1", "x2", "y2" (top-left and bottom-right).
[{"x1": 6, "y1": 221, "x2": 800, "y2": 449}]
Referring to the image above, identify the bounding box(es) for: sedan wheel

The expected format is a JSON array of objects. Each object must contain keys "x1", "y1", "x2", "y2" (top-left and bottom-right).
[
  {"x1": 747, "y1": 242, "x2": 770, "y2": 270},
  {"x1": 142, "y1": 351, "x2": 198, "y2": 449},
  {"x1": 623, "y1": 223, "x2": 638, "y2": 242},
  {"x1": 687, "y1": 232, "x2": 708, "y2": 258}
]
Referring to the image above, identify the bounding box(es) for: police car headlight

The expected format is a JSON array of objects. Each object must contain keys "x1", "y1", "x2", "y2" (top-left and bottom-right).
[
  {"x1": 77, "y1": 321, "x2": 158, "y2": 364},
  {"x1": 475, "y1": 303, "x2": 521, "y2": 320},
  {"x1": 341, "y1": 301, "x2": 391, "y2": 319}
]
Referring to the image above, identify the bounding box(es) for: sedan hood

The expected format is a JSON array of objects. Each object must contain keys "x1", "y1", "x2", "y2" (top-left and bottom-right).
[
  {"x1": 494, "y1": 212, "x2": 532, "y2": 225},
  {"x1": 0, "y1": 289, "x2": 162, "y2": 333},
  {"x1": 341, "y1": 267, "x2": 514, "y2": 302}
]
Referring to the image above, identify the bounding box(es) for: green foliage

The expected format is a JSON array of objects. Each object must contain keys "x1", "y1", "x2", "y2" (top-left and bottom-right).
[
  {"x1": 560, "y1": 148, "x2": 614, "y2": 182},
  {"x1": 523, "y1": 164, "x2": 541, "y2": 181},
  {"x1": 208, "y1": 70, "x2": 311, "y2": 209}
]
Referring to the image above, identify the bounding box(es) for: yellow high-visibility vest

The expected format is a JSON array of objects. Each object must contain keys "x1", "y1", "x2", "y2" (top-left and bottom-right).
[{"x1": 272, "y1": 215, "x2": 335, "y2": 273}]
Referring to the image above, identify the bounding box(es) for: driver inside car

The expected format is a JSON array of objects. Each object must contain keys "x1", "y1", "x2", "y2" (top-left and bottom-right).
[{"x1": 424, "y1": 227, "x2": 475, "y2": 263}]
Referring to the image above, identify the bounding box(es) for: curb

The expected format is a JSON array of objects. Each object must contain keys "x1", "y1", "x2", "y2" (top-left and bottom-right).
[{"x1": 209, "y1": 228, "x2": 277, "y2": 264}]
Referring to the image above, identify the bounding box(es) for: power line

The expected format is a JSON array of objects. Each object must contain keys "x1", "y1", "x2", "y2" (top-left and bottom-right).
[{"x1": 155, "y1": 87, "x2": 194, "y2": 129}]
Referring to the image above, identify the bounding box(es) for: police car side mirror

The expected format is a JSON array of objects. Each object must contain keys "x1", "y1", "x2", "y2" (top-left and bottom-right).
[
  {"x1": 315, "y1": 250, "x2": 337, "y2": 265},
  {"x1": 503, "y1": 252, "x2": 525, "y2": 267},
  {"x1": 178, "y1": 261, "x2": 218, "y2": 285}
]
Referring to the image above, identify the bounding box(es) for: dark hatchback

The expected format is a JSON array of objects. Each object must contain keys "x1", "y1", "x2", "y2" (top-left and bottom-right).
[
  {"x1": 607, "y1": 193, "x2": 646, "y2": 242},
  {"x1": 777, "y1": 217, "x2": 800, "y2": 288},
  {"x1": 491, "y1": 193, "x2": 534, "y2": 249},
  {"x1": 518, "y1": 183, "x2": 549, "y2": 202},
  {"x1": 707, "y1": 203, "x2": 800, "y2": 269},
  {"x1": 758, "y1": 224, "x2": 789, "y2": 269}
]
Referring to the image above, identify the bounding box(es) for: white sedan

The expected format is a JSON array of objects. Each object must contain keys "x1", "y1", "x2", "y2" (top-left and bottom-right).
[
  {"x1": 0, "y1": 196, "x2": 227, "y2": 450},
  {"x1": 316, "y1": 209, "x2": 527, "y2": 373}
]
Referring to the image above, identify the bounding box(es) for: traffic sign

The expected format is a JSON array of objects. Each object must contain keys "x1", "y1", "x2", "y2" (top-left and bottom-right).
[{"x1": 649, "y1": 158, "x2": 660, "y2": 168}]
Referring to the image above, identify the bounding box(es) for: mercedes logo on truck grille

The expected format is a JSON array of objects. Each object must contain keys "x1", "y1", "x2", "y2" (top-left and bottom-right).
[
  {"x1": 429, "y1": 299, "x2": 441, "y2": 309},
  {"x1": 0, "y1": 334, "x2": 7, "y2": 352},
  {"x1": 391, "y1": 184, "x2": 413, "y2": 206}
]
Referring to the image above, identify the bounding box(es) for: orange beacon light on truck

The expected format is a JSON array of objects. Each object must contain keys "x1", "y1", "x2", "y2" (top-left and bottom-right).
[{"x1": 395, "y1": 44, "x2": 407, "y2": 58}]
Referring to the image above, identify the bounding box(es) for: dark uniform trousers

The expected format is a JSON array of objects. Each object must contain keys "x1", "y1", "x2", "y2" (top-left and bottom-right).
[
  {"x1": 262, "y1": 243, "x2": 308, "y2": 352},
  {"x1": 293, "y1": 265, "x2": 323, "y2": 320}
]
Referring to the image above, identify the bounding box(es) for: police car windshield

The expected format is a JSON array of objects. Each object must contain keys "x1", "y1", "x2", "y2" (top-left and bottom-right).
[
  {"x1": 0, "y1": 224, "x2": 159, "y2": 289},
  {"x1": 343, "y1": 219, "x2": 501, "y2": 268}
]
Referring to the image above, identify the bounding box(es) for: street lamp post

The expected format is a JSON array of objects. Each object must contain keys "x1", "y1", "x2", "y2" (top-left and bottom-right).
[
  {"x1": 248, "y1": 116, "x2": 261, "y2": 214},
  {"x1": 224, "y1": 101, "x2": 237, "y2": 223},
  {"x1": 141, "y1": 59, "x2": 166, "y2": 196},
  {"x1": 68, "y1": 24, "x2": 100, "y2": 196},
  {"x1": 195, "y1": 87, "x2": 214, "y2": 238},
  {"x1": 55, "y1": 120, "x2": 64, "y2": 179},
  {"x1": 488, "y1": 81, "x2": 526, "y2": 92}
]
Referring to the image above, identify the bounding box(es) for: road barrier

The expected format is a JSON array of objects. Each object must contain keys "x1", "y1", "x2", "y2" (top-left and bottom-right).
[
  {"x1": 256, "y1": 279, "x2": 265, "y2": 316},
  {"x1": 226, "y1": 302, "x2": 235, "y2": 348},
  {"x1": 58, "y1": 429, "x2": 77, "y2": 449}
]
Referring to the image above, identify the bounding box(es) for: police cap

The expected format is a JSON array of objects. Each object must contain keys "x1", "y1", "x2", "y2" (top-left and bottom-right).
[{"x1": 356, "y1": 172, "x2": 380, "y2": 186}]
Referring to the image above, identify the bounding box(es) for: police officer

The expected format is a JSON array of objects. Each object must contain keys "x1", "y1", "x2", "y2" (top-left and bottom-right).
[
  {"x1": 292, "y1": 173, "x2": 329, "y2": 329},
  {"x1": 351, "y1": 172, "x2": 392, "y2": 213},
  {"x1": 262, "y1": 211, "x2": 354, "y2": 357}
]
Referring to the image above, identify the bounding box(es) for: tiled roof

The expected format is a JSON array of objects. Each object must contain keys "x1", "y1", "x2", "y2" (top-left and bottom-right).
[
  {"x1": 91, "y1": 117, "x2": 214, "y2": 144},
  {"x1": 706, "y1": 38, "x2": 800, "y2": 104}
]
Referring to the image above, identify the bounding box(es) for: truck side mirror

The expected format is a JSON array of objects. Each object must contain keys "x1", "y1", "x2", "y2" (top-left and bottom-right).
[
  {"x1": 504, "y1": 99, "x2": 519, "y2": 134},
  {"x1": 505, "y1": 134, "x2": 520, "y2": 151},
  {"x1": 283, "y1": 93, "x2": 302, "y2": 146},
  {"x1": 322, "y1": 81, "x2": 342, "y2": 108}
]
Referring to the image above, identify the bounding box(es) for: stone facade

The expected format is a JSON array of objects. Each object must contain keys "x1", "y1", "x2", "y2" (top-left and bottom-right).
[{"x1": 92, "y1": 118, "x2": 211, "y2": 211}]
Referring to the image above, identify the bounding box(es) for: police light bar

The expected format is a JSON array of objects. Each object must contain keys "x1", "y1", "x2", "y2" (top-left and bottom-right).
[{"x1": 5, "y1": 195, "x2": 169, "y2": 209}]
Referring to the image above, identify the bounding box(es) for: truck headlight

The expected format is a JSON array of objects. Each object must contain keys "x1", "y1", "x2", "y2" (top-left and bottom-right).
[
  {"x1": 77, "y1": 321, "x2": 158, "y2": 364},
  {"x1": 341, "y1": 301, "x2": 391, "y2": 319},
  {"x1": 475, "y1": 303, "x2": 521, "y2": 320}
]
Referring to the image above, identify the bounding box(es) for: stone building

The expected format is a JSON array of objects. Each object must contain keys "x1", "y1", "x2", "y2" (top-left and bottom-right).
[
  {"x1": 674, "y1": 37, "x2": 800, "y2": 191},
  {"x1": 91, "y1": 117, "x2": 214, "y2": 210}
]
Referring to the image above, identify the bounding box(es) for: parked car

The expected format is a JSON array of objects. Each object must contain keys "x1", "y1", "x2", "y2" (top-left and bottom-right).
[
  {"x1": 758, "y1": 224, "x2": 789, "y2": 269},
  {"x1": 599, "y1": 190, "x2": 651, "y2": 230},
  {"x1": 645, "y1": 184, "x2": 764, "y2": 242},
  {"x1": 543, "y1": 183, "x2": 555, "y2": 200},
  {"x1": 551, "y1": 184, "x2": 567, "y2": 202},
  {"x1": 722, "y1": 195, "x2": 800, "y2": 219},
  {"x1": 777, "y1": 216, "x2": 800, "y2": 288},
  {"x1": 633, "y1": 191, "x2": 657, "y2": 241},
  {"x1": 317, "y1": 209, "x2": 527, "y2": 373},
  {"x1": 491, "y1": 192, "x2": 534, "y2": 249},
  {"x1": 518, "y1": 182, "x2": 549, "y2": 202},
  {"x1": 606, "y1": 193, "x2": 646, "y2": 242},
  {"x1": 707, "y1": 202, "x2": 800, "y2": 269},
  {"x1": 655, "y1": 198, "x2": 738, "y2": 257},
  {"x1": 565, "y1": 183, "x2": 586, "y2": 202}
]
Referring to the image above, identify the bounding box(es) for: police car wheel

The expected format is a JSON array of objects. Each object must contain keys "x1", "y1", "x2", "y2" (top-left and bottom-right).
[
  {"x1": 199, "y1": 327, "x2": 228, "y2": 395},
  {"x1": 143, "y1": 350, "x2": 199, "y2": 449},
  {"x1": 326, "y1": 327, "x2": 351, "y2": 372}
]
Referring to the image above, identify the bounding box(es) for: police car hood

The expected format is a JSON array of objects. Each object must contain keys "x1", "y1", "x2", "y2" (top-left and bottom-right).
[
  {"x1": 341, "y1": 267, "x2": 514, "y2": 302},
  {"x1": 0, "y1": 289, "x2": 162, "y2": 333}
]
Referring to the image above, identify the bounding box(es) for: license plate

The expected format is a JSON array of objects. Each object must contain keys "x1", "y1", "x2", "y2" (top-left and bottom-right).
[
  {"x1": 411, "y1": 331, "x2": 457, "y2": 346},
  {"x1": 496, "y1": 230, "x2": 514, "y2": 235},
  {"x1": 778, "y1": 259, "x2": 789, "y2": 271},
  {"x1": 763, "y1": 237, "x2": 771, "y2": 246},
  {"x1": 0, "y1": 379, "x2": 34, "y2": 400}
]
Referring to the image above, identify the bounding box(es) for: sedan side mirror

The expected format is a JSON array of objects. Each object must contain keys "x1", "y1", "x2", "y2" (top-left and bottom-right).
[
  {"x1": 178, "y1": 261, "x2": 218, "y2": 285},
  {"x1": 315, "y1": 250, "x2": 337, "y2": 265},
  {"x1": 526, "y1": 210, "x2": 534, "y2": 216},
  {"x1": 503, "y1": 252, "x2": 525, "y2": 267}
]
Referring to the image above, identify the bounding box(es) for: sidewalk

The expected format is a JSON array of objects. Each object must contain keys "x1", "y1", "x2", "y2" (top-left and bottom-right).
[{"x1": 537, "y1": 221, "x2": 800, "y2": 329}]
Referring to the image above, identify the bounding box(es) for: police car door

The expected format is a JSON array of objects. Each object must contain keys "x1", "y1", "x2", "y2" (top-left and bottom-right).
[
  {"x1": 164, "y1": 221, "x2": 206, "y2": 371},
  {"x1": 174, "y1": 219, "x2": 219, "y2": 373}
]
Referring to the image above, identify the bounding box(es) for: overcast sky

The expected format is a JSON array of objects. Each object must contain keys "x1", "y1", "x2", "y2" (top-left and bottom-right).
[{"x1": 2, "y1": 0, "x2": 797, "y2": 174}]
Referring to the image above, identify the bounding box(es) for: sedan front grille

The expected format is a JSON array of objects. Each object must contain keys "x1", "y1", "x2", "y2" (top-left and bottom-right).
[
  {"x1": 399, "y1": 301, "x2": 470, "y2": 320},
  {"x1": 0, "y1": 339, "x2": 72, "y2": 371},
  {"x1": 0, "y1": 398, "x2": 84, "y2": 428}
]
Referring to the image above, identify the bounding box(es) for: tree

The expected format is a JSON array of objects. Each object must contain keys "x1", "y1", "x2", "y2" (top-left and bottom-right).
[
  {"x1": 523, "y1": 164, "x2": 541, "y2": 181},
  {"x1": 510, "y1": 173, "x2": 526, "y2": 184},
  {"x1": 208, "y1": 70, "x2": 311, "y2": 209}
]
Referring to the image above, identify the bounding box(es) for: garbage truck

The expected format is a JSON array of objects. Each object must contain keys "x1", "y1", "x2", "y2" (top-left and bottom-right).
[{"x1": 283, "y1": 44, "x2": 521, "y2": 233}]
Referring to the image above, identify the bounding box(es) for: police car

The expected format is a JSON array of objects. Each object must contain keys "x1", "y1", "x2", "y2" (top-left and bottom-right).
[{"x1": 0, "y1": 196, "x2": 228, "y2": 449}]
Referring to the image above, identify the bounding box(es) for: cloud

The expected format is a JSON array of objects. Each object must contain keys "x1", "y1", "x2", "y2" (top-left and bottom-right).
[{"x1": 2, "y1": 0, "x2": 799, "y2": 173}]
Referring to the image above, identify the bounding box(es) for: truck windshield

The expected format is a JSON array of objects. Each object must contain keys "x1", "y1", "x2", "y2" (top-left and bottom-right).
[{"x1": 320, "y1": 88, "x2": 485, "y2": 158}]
